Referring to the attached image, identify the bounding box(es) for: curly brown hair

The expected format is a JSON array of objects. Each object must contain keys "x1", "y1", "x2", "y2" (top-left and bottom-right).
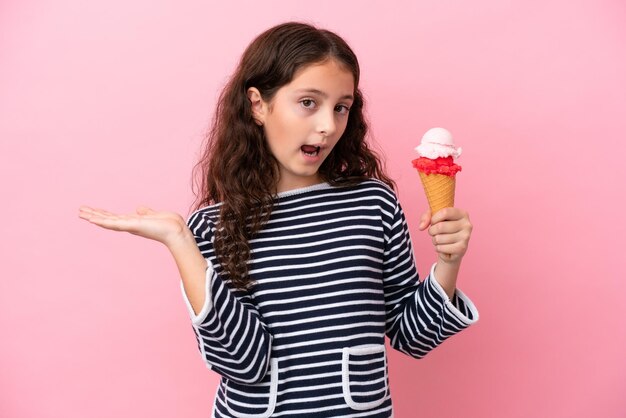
[{"x1": 192, "y1": 22, "x2": 395, "y2": 290}]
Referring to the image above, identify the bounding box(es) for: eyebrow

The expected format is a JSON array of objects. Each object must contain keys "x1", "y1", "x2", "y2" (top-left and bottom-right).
[{"x1": 294, "y1": 88, "x2": 354, "y2": 101}]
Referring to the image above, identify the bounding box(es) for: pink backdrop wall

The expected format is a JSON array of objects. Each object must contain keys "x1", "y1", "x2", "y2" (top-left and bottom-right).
[{"x1": 2, "y1": 1, "x2": 625, "y2": 417}]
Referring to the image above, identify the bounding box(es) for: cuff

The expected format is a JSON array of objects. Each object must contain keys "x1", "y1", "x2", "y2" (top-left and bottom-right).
[
  {"x1": 427, "y1": 262, "x2": 479, "y2": 326},
  {"x1": 179, "y1": 259, "x2": 215, "y2": 326}
]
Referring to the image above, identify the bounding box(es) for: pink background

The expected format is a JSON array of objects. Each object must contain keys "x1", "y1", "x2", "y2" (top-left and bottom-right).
[{"x1": 2, "y1": 1, "x2": 625, "y2": 417}]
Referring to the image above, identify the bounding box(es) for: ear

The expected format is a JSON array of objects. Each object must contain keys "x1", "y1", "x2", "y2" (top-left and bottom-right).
[{"x1": 247, "y1": 87, "x2": 267, "y2": 126}]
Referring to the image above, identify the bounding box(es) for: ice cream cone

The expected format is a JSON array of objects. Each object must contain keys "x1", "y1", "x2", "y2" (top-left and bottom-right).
[{"x1": 418, "y1": 172, "x2": 455, "y2": 215}]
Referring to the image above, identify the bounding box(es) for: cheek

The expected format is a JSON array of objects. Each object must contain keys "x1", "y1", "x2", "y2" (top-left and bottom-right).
[
  {"x1": 263, "y1": 117, "x2": 286, "y2": 144},
  {"x1": 334, "y1": 118, "x2": 350, "y2": 138},
  {"x1": 266, "y1": 108, "x2": 300, "y2": 138}
]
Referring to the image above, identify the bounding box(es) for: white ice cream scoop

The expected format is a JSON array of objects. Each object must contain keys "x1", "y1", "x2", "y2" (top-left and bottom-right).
[{"x1": 415, "y1": 127, "x2": 462, "y2": 159}]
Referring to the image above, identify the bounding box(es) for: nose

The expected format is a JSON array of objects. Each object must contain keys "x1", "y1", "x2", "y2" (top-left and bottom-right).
[{"x1": 315, "y1": 108, "x2": 337, "y2": 137}]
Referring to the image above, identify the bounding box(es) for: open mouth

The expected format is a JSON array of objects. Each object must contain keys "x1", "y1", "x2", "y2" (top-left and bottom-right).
[{"x1": 301, "y1": 145, "x2": 321, "y2": 157}]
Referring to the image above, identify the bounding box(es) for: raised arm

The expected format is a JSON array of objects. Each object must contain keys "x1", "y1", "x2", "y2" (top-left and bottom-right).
[
  {"x1": 78, "y1": 205, "x2": 273, "y2": 383},
  {"x1": 78, "y1": 206, "x2": 207, "y2": 313}
]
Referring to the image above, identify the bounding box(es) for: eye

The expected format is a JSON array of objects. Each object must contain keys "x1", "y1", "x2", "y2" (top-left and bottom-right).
[
  {"x1": 335, "y1": 104, "x2": 351, "y2": 115},
  {"x1": 300, "y1": 99, "x2": 316, "y2": 109}
]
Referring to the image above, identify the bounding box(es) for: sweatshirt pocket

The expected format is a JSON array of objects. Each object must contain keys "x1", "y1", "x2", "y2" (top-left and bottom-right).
[
  {"x1": 224, "y1": 359, "x2": 279, "y2": 418},
  {"x1": 341, "y1": 344, "x2": 389, "y2": 410}
]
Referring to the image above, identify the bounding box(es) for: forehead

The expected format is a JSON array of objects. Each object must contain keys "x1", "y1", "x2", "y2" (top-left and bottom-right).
[{"x1": 285, "y1": 60, "x2": 355, "y2": 97}]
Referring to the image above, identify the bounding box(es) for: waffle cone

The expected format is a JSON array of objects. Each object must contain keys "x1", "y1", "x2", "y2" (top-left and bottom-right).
[{"x1": 418, "y1": 172, "x2": 456, "y2": 215}]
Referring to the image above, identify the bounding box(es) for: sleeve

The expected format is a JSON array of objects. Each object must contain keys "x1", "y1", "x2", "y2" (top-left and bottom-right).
[
  {"x1": 382, "y1": 197, "x2": 479, "y2": 359},
  {"x1": 179, "y1": 212, "x2": 273, "y2": 384}
]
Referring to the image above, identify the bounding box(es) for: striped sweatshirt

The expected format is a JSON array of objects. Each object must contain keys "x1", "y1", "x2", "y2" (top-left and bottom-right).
[{"x1": 180, "y1": 180, "x2": 479, "y2": 417}]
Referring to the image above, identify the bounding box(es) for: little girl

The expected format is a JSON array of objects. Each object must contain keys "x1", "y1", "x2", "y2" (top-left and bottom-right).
[{"x1": 79, "y1": 22, "x2": 478, "y2": 418}]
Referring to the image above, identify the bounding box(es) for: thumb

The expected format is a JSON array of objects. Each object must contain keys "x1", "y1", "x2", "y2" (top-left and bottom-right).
[
  {"x1": 418, "y1": 210, "x2": 431, "y2": 230},
  {"x1": 136, "y1": 206, "x2": 156, "y2": 215}
]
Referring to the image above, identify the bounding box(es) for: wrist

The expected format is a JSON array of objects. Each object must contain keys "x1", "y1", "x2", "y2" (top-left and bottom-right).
[
  {"x1": 433, "y1": 260, "x2": 460, "y2": 300},
  {"x1": 437, "y1": 253, "x2": 462, "y2": 266},
  {"x1": 166, "y1": 228, "x2": 196, "y2": 254}
]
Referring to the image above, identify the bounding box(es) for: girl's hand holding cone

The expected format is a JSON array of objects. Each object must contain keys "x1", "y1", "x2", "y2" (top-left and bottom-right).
[
  {"x1": 417, "y1": 207, "x2": 472, "y2": 299},
  {"x1": 418, "y1": 207, "x2": 472, "y2": 265}
]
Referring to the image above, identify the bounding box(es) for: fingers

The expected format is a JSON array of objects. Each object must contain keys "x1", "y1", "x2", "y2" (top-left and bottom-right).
[
  {"x1": 430, "y1": 227, "x2": 465, "y2": 256},
  {"x1": 429, "y1": 221, "x2": 472, "y2": 247},
  {"x1": 78, "y1": 205, "x2": 187, "y2": 245},
  {"x1": 79, "y1": 206, "x2": 116, "y2": 218},
  {"x1": 78, "y1": 206, "x2": 92, "y2": 221},
  {"x1": 418, "y1": 209, "x2": 432, "y2": 230},
  {"x1": 78, "y1": 206, "x2": 103, "y2": 221},
  {"x1": 433, "y1": 240, "x2": 468, "y2": 259},
  {"x1": 83, "y1": 214, "x2": 126, "y2": 231},
  {"x1": 78, "y1": 206, "x2": 137, "y2": 232},
  {"x1": 431, "y1": 231, "x2": 458, "y2": 246},
  {"x1": 424, "y1": 207, "x2": 472, "y2": 260},
  {"x1": 430, "y1": 207, "x2": 465, "y2": 224},
  {"x1": 428, "y1": 218, "x2": 465, "y2": 236}
]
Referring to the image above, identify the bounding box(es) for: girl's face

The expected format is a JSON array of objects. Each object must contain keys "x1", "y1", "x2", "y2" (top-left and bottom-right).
[{"x1": 249, "y1": 59, "x2": 355, "y2": 193}]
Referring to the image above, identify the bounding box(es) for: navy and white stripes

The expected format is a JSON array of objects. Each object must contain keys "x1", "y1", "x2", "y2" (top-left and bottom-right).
[{"x1": 180, "y1": 180, "x2": 478, "y2": 417}]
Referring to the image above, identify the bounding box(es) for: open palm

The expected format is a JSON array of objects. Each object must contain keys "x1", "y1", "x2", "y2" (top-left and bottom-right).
[{"x1": 78, "y1": 206, "x2": 189, "y2": 247}]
